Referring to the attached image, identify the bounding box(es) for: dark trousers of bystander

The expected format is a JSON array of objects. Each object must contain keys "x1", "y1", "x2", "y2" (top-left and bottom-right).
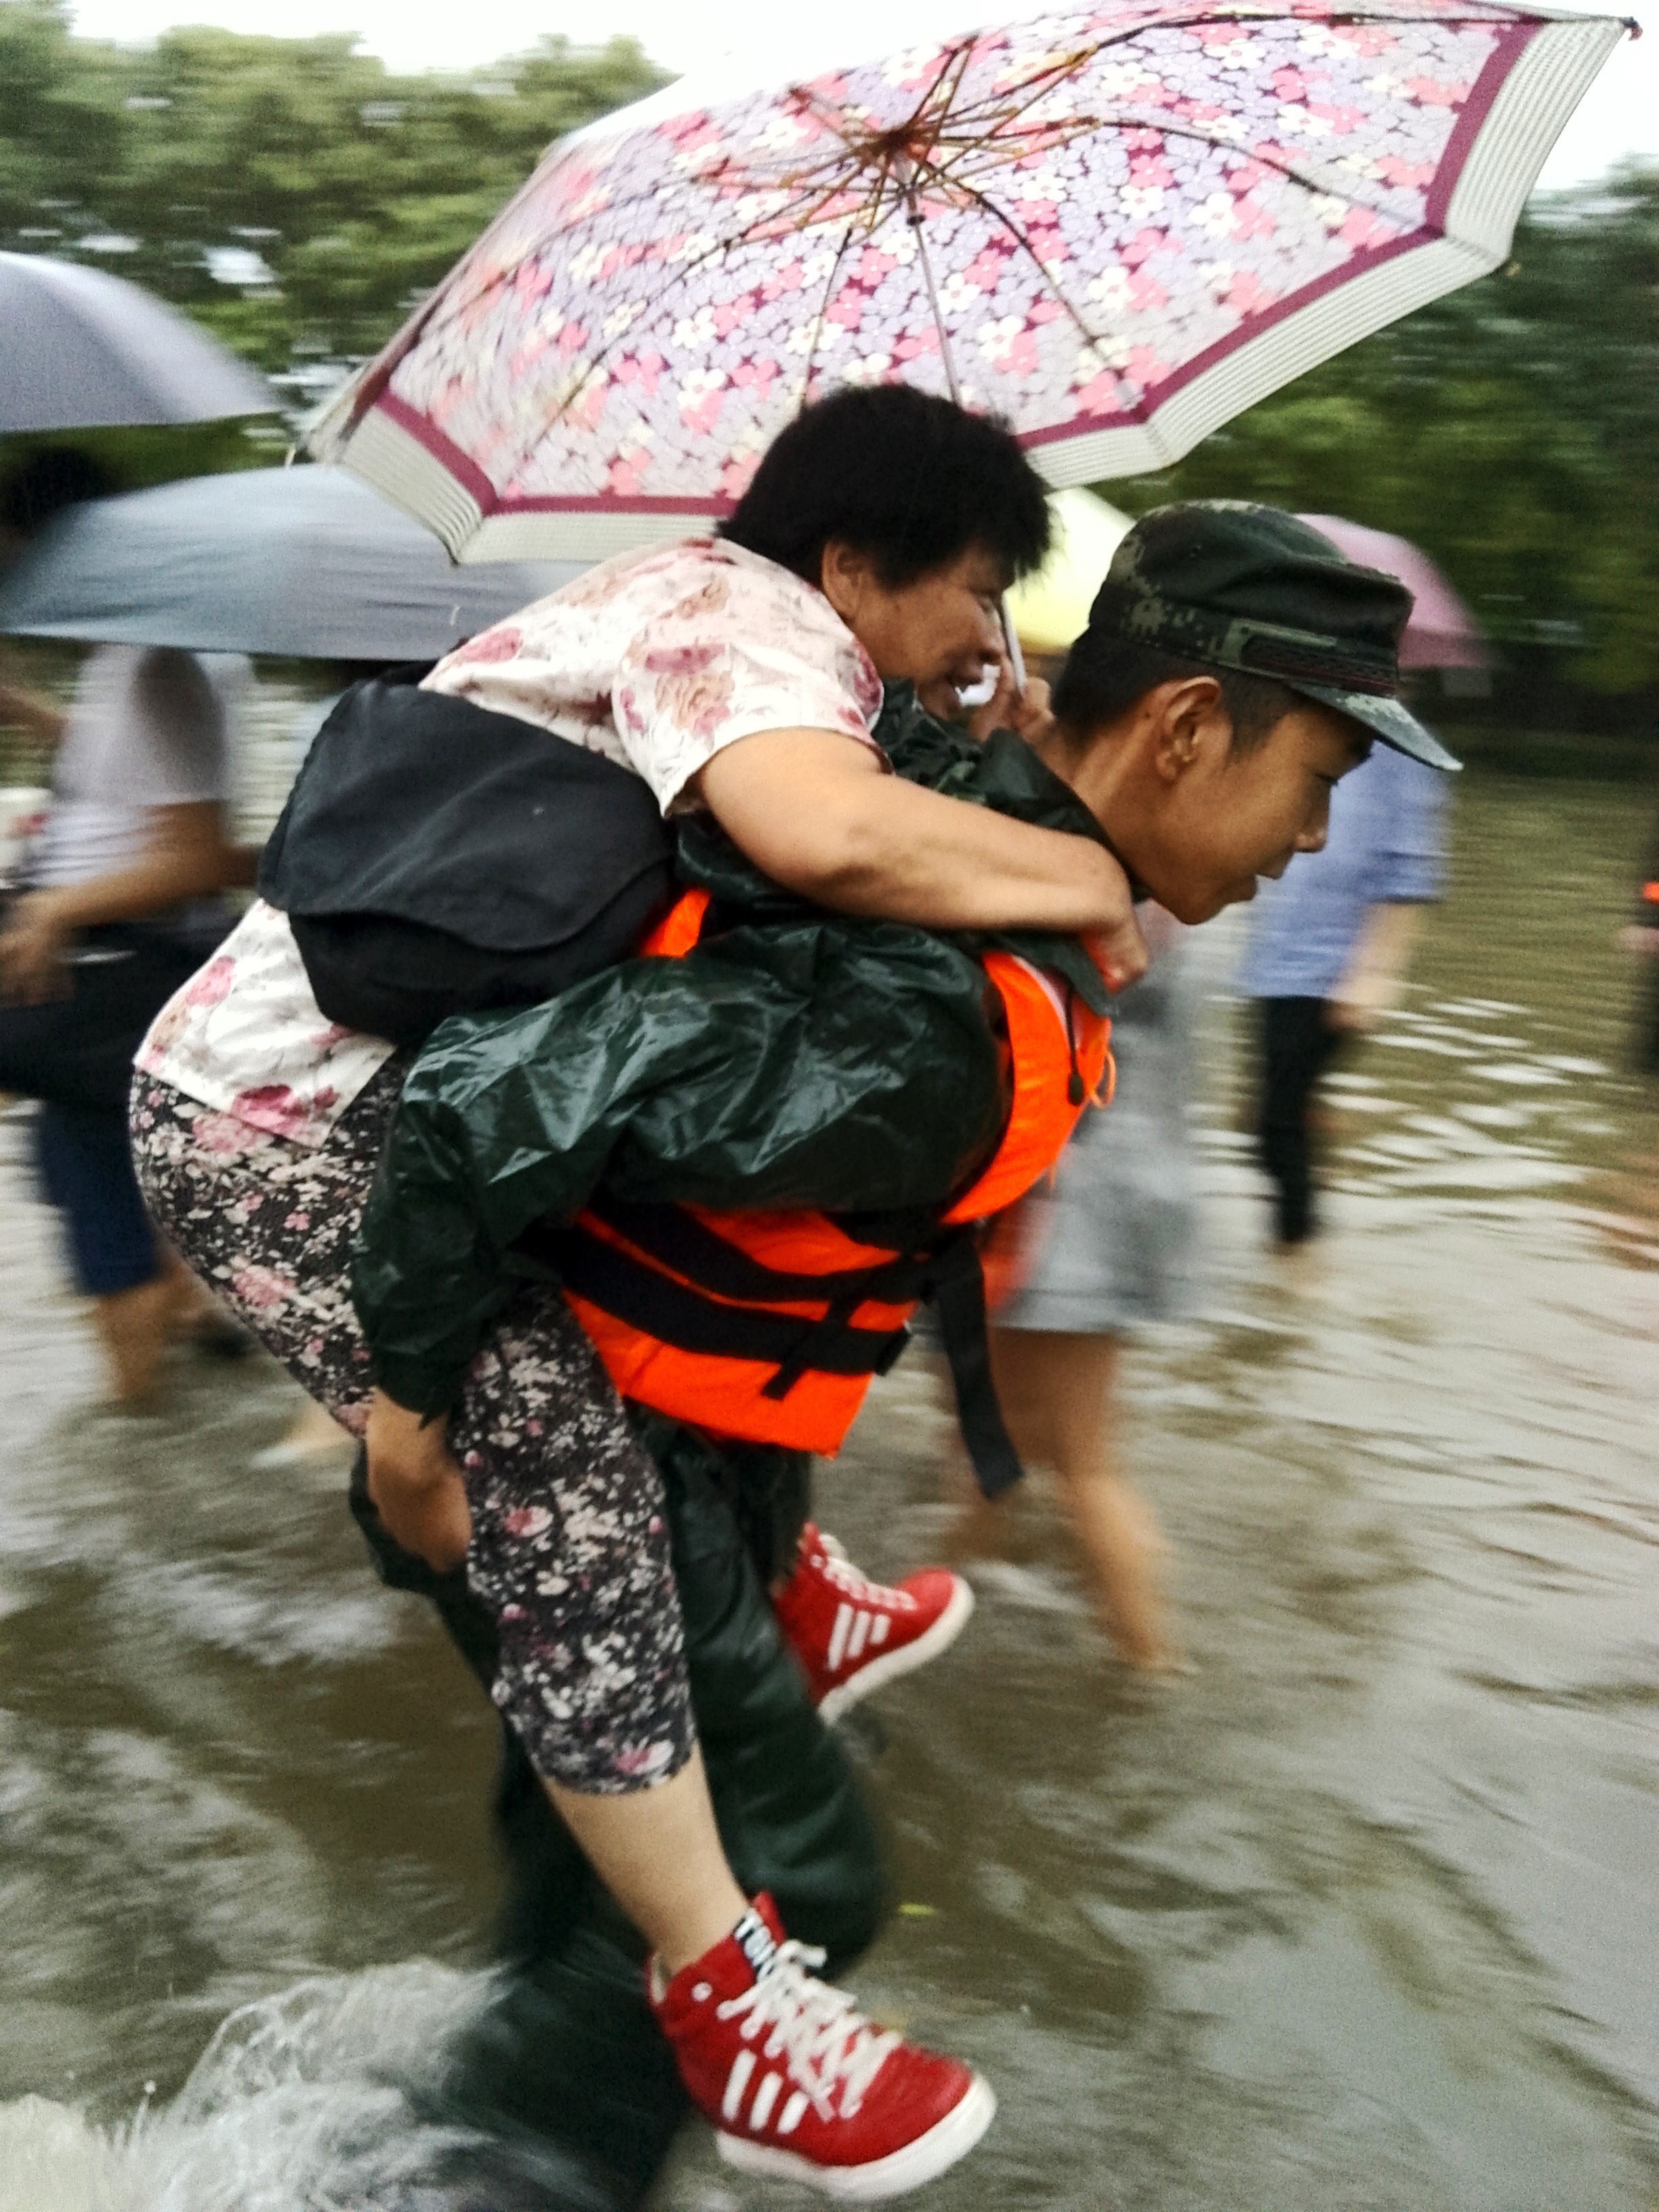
[
  {"x1": 35, "y1": 1098, "x2": 160, "y2": 1294},
  {"x1": 1254, "y1": 995, "x2": 1345, "y2": 1246}
]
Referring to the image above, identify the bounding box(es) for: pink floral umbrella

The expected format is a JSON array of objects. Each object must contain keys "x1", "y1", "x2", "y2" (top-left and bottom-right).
[{"x1": 312, "y1": 0, "x2": 1624, "y2": 563}]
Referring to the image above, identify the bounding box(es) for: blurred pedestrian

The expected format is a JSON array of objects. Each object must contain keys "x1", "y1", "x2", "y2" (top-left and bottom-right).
[
  {"x1": 966, "y1": 906, "x2": 1202, "y2": 1668},
  {"x1": 1237, "y1": 739, "x2": 1448, "y2": 1246},
  {"x1": 942, "y1": 500, "x2": 1203, "y2": 1666},
  {"x1": 1618, "y1": 782, "x2": 1659, "y2": 1077},
  {"x1": 0, "y1": 642, "x2": 252, "y2": 1399}
]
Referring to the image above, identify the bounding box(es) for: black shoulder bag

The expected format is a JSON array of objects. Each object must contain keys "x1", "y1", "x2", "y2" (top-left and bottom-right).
[{"x1": 258, "y1": 674, "x2": 676, "y2": 1047}]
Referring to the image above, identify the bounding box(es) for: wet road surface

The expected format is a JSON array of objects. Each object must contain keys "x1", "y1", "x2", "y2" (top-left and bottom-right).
[{"x1": 1, "y1": 769, "x2": 1654, "y2": 2210}]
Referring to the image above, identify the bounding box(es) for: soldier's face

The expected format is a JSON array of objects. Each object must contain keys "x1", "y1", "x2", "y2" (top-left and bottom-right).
[
  {"x1": 1062, "y1": 678, "x2": 1371, "y2": 925},
  {"x1": 1143, "y1": 699, "x2": 1370, "y2": 923}
]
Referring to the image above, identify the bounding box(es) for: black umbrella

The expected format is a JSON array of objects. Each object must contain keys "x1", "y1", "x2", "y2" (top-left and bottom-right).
[
  {"x1": 0, "y1": 463, "x2": 586, "y2": 660},
  {"x1": 0, "y1": 252, "x2": 276, "y2": 432}
]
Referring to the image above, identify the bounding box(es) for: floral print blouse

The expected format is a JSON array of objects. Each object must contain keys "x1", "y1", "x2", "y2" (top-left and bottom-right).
[{"x1": 138, "y1": 537, "x2": 887, "y2": 1147}]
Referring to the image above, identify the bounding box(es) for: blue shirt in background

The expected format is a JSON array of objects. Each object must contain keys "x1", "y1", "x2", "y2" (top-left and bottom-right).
[{"x1": 1235, "y1": 741, "x2": 1448, "y2": 1000}]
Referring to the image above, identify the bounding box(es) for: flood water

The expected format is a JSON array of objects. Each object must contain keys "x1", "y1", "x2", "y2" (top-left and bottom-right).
[{"x1": 1, "y1": 769, "x2": 1655, "y2": 2210}]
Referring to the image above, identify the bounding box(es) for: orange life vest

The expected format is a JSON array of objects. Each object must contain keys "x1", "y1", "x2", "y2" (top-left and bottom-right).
[{"x1": 544, "y1": 889, "x2": 1112, "y2": 1494}]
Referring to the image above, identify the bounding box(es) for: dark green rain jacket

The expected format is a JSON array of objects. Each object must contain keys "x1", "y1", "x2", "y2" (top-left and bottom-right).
[{"x1": 352, "y1": 688, "x2": 1113, "y2": 1418}]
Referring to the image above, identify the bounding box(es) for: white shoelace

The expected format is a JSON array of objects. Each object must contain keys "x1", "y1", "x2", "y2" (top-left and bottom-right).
[
  {"x1": 716, "y1": 1940, "x2": 899, "y2": 2121},
  {"x1": 814, "y1": 1532, "x2": 903, "y2": 1609}
]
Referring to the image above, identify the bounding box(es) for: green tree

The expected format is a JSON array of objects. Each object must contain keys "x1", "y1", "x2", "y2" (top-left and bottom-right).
[{"x1": 0, "y1": 1, "x2": 665, "y2": 388}]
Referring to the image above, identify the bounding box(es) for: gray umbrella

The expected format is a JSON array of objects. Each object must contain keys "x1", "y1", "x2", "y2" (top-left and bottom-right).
[
  {"x1": 0, "y1": 253, "x2": 276, "y2": 432},
  {"x1": 0, "y1": 464, "x2": 589, "y2": 659}
]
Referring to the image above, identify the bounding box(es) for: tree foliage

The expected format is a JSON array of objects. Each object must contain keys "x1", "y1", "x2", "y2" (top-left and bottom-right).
[{"x1": 0, "y1": 1, "x2": 664, "y2": 392}]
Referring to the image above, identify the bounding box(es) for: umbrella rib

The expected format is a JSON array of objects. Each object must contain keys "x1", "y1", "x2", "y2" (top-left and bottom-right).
[
  {"x1": 904, "y1": 7, "x2": 1490, "y2": 223},
  {"x1": 906, "y1": 149, "x2": 1113, "y2": 370},
  {"x1": 415, "y1": 0, "x2": 1494, "y2": 311},
  {"x1": 904, "y1": 41, "x2": 980, "y2": 172},
  {"x1": 368, "y1": 0, "x2": 1517, "y2": 489},
  {"x1": 907, "y1": 113, "x2": 1405, "y2": 433},
  {"x1": 496, "y1": 178, "x2": 874, "y2": 482},
  {"x1": 923, "y1": 92, "x2": 1410, "y2": 228},
  {"x1": 433, "y1": 0, "x2": 1427, "y2": 374},
  {"x1": 789, "y1": 37, "x2": 968, "y2": 158},
  {"x1": 779, "y1": 44, "x2": 974, "y2": 235},
  {"x1": 795, "y1": 221, "x2": 858, "y2": 417},
  {"x1": 539, "y1": 118, "x2": 1390, "y2": 474},
  {"x1": 920, "y1": 41, "x2": 1099, "y2": 162}
]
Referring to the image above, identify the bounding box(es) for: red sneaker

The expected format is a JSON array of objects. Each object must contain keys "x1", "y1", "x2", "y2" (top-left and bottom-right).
[
  {"x1": 650, "y1": 1895, "x2": 994, "y2": 2202},
  {"x1": 773, "y1": 1525, "x2": 974, "y2": 1724}
]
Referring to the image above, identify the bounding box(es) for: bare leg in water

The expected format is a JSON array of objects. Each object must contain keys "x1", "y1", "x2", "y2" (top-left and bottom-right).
[
  {"x1": 550, "y1": 1753, "x2": 749, "y2": 1971},
  {"x1": 365, "y1": 1390, "x2": 750, "y2": 1972},
  {"x1": 92, "y1": 1246, "x2": 232, "y2": 1404},
  {"x1": 955, "y1": 1328, "x2": 1170, "y2": 1668}
]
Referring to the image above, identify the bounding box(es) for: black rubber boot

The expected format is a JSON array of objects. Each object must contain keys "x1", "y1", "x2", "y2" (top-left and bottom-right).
[{"x1": 348, "y1": 1427, "x2": 886, "y2": 2209}]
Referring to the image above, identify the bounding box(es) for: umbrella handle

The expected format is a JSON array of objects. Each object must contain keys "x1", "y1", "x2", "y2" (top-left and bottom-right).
[
  {"x1": 903, "y1": 169, "x2": 1025, "y2": 700},
  {"x1": 1000, "y1": 600, "x2": 1026, "y2": 696}
]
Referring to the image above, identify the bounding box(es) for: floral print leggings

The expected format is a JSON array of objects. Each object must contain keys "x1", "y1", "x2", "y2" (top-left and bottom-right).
[{"x1": 131, "y1": 1062, "x2": 695, "y2": 1795}]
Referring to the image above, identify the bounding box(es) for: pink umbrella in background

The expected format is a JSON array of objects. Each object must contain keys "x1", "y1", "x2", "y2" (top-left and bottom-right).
[
  {"x1": 311, "y1": 0, "x2": 1626, "y2": 565},
  {"x1": 1299, "y1": 513, "x2": 1490, "y2": 668}
]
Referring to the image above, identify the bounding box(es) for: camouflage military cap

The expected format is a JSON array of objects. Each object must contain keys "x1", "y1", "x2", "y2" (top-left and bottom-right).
[{"x1": 1083, "y1": 501, "x2": 1459, "y2": 771}]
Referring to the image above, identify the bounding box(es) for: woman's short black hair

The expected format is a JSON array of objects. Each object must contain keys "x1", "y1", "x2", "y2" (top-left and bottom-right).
[{"x1": 720, "y1": 384, "x2": 1050, "y2": 590}]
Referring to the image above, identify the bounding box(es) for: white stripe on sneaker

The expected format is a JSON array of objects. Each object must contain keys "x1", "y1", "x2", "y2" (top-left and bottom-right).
[
  {"x1": 722, "y1": 2049, "x2": 756, "y2": 2123},
  {"x1": 818, "y1": 1576, "x2": 975, "y2": 1727},
  {"x1": 776, "y1": 2090, "x2": 808, "y2": 2137},
  {"x1": 869, "y1": 1614, "x2": 890, "y2": 1646},
  {"x1": 826, "y1": 1602, "x2": 853, "y2": 1673},
  {"x1": 718, "y1": 2072, "x2": 996, "y2": 2200},
  {"x1": 848, "y1": 1609, "x2": 872, "y2": 1660},
  {"x1": 749, "y1": 2070, "x2": 783, "y2": 2131}
]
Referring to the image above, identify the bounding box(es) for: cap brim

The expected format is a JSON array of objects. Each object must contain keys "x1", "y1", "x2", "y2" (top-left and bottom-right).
[{"x1": 1290, "y1": 681, "x2": 1462, "y2": 771}]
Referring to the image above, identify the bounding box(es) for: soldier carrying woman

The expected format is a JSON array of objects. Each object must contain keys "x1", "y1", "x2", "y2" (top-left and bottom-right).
[{"x1": 131, "y1": 385, "x2": 1445, "y2": 2201}]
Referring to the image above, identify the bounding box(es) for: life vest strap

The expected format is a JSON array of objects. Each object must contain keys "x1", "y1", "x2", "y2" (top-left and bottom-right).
[
  {"x1": 579, "y1": 1190, "x2": 935, "y2": 1307},
  {"x1": 546, "y1": 1224, "x2": 914, "y2": 1387},
  {"x1": 926, "y1": 1234, "x2": 1026, "y2": 1500},
  {"x1": 534, "y1": 1204, "x2": 1023, "y2": 1498}
]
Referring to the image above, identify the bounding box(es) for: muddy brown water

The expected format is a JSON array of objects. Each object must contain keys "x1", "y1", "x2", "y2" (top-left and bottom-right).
[{"x1": 0, "y1": 769, "x2": 1654, "y2": 2210}]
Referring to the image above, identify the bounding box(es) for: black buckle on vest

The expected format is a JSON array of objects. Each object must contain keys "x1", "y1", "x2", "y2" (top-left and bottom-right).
[
  {"x1": 525, "y1": 1205, "x2": 1025, "y2": 1498},
  {"x1": 758, "y1": 1290, "x2": 909, "y2": 1401}
]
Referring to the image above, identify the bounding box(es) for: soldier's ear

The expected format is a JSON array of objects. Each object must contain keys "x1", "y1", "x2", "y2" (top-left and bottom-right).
[{"x1": 1148, "y1": 675, "x2": 1226, "y2": 785}]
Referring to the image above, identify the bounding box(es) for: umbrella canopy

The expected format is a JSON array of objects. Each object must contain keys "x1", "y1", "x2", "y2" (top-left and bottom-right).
[
  {"x1": 310, "y1": 0, "x2": 1622, "y2": 563},
  {"x1": 1299, "y1": 512, "x2": 1490, "y2": 668},
  {"x1": 0, "y1": 465, "x2": 586, "y2": 661},
  {"x1": 0, "y1": 253, "x2": 276, "y2": 434},
  {"x1": 1007, "y1": 487, "x2": 1133, "y2": 653}
]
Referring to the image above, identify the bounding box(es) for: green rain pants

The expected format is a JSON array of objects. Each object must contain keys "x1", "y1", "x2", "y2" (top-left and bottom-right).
[{"x1": 347, "y1": 1416, "x2": 887, "y2": 2209}]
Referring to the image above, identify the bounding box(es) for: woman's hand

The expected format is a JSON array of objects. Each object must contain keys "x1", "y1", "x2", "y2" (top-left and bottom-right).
[
  {"x1": 965, "y1": 663, "x2": 1055, "y2": 748},
  {"x1": 365, "y1": 1389, "x2": 472, "y2": 1572},
  {"x1": 0, "y1": 890, "x2": 73, "y2": 1004},
  {"x1": 1088, "y1": 897, "x2": 1149, "y2": 997}
]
